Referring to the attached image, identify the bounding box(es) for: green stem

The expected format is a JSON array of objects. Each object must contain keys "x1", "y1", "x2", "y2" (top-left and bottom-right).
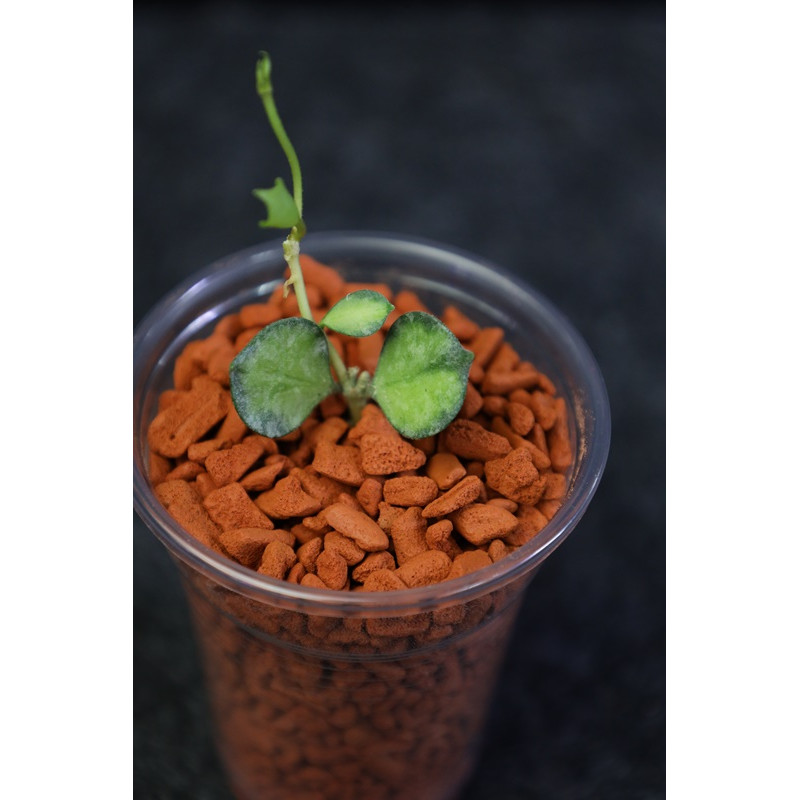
[
  {"x1": 256, "y1": 53, "x2": 364, "y2": 425},
  {"x1": 257, "y1": 55, "x2": 303, "y2": 218},
  {"x1": 284, "y1": 234, "x2": 358, "y2": 418},
  {"x1": 282, "y1": 235, "x2": 313, "y2": 320},
  {"x1": 327, "y1": 340, "x2": 349, "y2": 386}
]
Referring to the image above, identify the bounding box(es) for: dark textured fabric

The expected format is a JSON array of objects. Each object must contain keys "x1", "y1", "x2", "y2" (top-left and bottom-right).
[{"x1": 134, "y1": 3, "x2": 665, "y2": 797}]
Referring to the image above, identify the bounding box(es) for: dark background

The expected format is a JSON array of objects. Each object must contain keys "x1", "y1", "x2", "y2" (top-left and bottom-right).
[{"x1": 134, "y1": 3, "x2": 664, "y2": 798}]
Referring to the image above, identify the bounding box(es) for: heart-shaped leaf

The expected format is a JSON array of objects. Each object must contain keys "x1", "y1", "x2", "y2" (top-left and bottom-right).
[
  {"x1": 229, "y1": 317, "x2": 337, "y2": 437},
  {"x1": 252, "y1": 178, "x2": 301, "y2": 229},
  {"x1": 320, "y1": 290, "x2": 394, "y2": 337},
  {"x1": 371, "y1": 311, "x2": 474, "y2": 438}
]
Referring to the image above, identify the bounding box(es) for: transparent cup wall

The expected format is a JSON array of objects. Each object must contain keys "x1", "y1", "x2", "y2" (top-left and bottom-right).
[{"x1": 134, "y1": 233, "x2": 610, "y2": 800}]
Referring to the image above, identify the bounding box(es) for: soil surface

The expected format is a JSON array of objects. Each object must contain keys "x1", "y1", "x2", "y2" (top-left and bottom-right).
[{"x1": 148, "y1": 254, "x2": 572, "y2": 591}]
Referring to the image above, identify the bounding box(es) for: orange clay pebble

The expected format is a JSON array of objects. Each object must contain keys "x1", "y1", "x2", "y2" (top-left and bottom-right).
[
  {"x1": 395, "y1": 550, "x2": 452, "y2": 587},
  {"x1": 346, "y1": 403, "x2": 398, "y2": 442},
  {"x1": 440, "y1": 419, "x2": 511, "y2": 461},
  {"x1": 508, "y1": 388, "x2": 532, "y2": 405},
  {"x1": 216, "y1": 396, "x2": 249, "y2": 444},
  {"x1": 481, "y1": 395, "x2": 507, "y2": 416},
  {"x1": 203, "y1": 482, "x2": 274, "y2": 531},
  {"x1": 233, "y1": 327, "x2": 261, "y2": 351},
  {"x1": 468, "y1": 361, "x2": 484, "y2": 385},
  {"x1": 172, "y1": 333, "x2": 229, "y2": 390},
  {"x1": 300, "y1": 563, "x2": 329, "y2": 587},
  {"x1": 441, "y1": 304, "x2": 480, "y2": 341},
  {"x1": 285, "y1": 562, "x2": 306, "y2": 584},
  {"x1": 149, "y1": 451, "x2": 172, "y2": 486},
  {"x1": 291, "y1": 467, "x2": 347, "y2": 507},
  {"x1": 351, "y1": 551, "x2": 397, "y2": 582},
  {"x1": 154, "y1": 480, "x2": 224, "y2": 552},
  {"x1": 362, "y1": 569, "x2": 408, "y2": 592},
  {"x1": 257, "y1": 540, "x2": 298, "y2": 580},
  {"x1": 382, "y1": 476, "x2": 438, "y2": 507},
  {"x1": 356, "y1": 477, "x2": 383, "y2": 517},
  {"x1": 164, "y1": 461, "x2": 204, "y2": 482},
  {"x1": 425, "y1": 519, "x2": 462, "y2": 560},
  {"x1": 359, "y1": 434, "x2": 427, "y2": 474},
  {"x1": 522, "y1": 439, "x2": 553, "y2": 472},
  {"x1": 335, "y1": 492, "x2": 361, "y2": 511},
  {"x1": 319, "y1": 393, "x2": 347, "y2": 419},
  {"x1": 457, "y1": 382, "x2": 483, "y2": 419},
  {"x1": 219, "y1": 528, "x2": 295, "y2": 568},
  {"x1": 448, "y1": 549, "x2": 493, "y2": 579},
  {"x1": 291, "y1": 524, "x2": 325, "y2": 548},
  {"x1": 529, "y1": 421, "x2": 549, "y2": 454},
  {"x1": 297, "y1": 536, "x2": 324, "y2": 573},
  {"x1": 490, "y1": 416, "x2": 542, "y2": 461},
  {"x1": 206, "y1": 341, "x2": 237, "y2": 385},
  {"x1": 413, "y1": 435, "x2": 437, "y2": 455},
  {"x1": 311, "y1": 440, "x2": 367, "y2": 486},
  {"x1": 355, "y1": 332, "x2": 384, "y2": 373},
  {"x1": 194, "y1": 472, "x2": 218, "y2": 498},
  {"x1": 323, "y1": 502, "x2": 390, "y2": 552},
  {"x1": 301, "y1": 511, "x2": 332, "y2": 534},
  {"x1": 504, "y1": 505, "x2": 549, "y2": 546},
  {"x1": 543, "y1": 472, "x2": 567, "y2": 500},
  {"x1": 147, "y1": 375, "x2": 228, "y2": 458},
  {"x1": 323, "y1": 532, "x2": 366, "y2": 566},
  {"x1": 466, "y1": 461, "x2": 485, "y2": 479},
  {"x1": 394, "y1": 289, "x2": 430, "y2": 315},
  {"x1": 547, "y1": 397, "x2": 572, "y2": 473},
  {"x1": 314, "y1": 548, "x2": 349, "y2": 590},
  {"x1": 157, "y1": 389, "x2": 182, "y2": 412},
  {"x1": 481, "y1": 366, "x2": 539, "y2": 395},
  {"x1": 484, "y1": 448, "x2": 546, "y2": 505},
  {"x1": 487, "y1": 497, "x2": 519, "y2": 513},
  {"x1": 212, "y1": 311, "x2": 243, "y2": 340},
  {"x1": 488, "y1": 539, "x2": 510, "y2": 562},
  {"x1": 450, "y1": 503, "x2": 518, "y2": 546},
  {"x1": 187, "y1": 437, "x2": 230, "y2": 464},
  {"x1": 239, "y1": 461, "x2": 284, "y2": 492},
  {"x1": 297, "y1": 253, "x2": 346, "y2": 304},
  {"x1": 377, "y1": 501, "x2": 404, "y2": 532},
  {"x1": 389, "y1": 507, "x2": 428, "y2": 565},
  {"x1": 421, "y1": 475, "x2": 484, "y2": 518},
  {"x1": 487, "y1": 341, "x2": 520, "y2": 373},
  {"x1": 255, "y1": 474, "x2": 322, "y2": 519},
  {"x1": 507, "y1": 401, "x2": 534, "y2": 436},
  {"x1": 530, "y1": 390, "x2": 558, "y2": 430},
  {"x1": 238, "y1": 301, "x2": 282, "y2": 329},
  {"x1": 205, "y1": 437, "x2": 265, "y2": 486},
  {"x1": 466, "y1": 327, "x2": 504, "y2": 369},
  {"x1": 307, "y1": 416, "x2": 349, "y2": 448},
  {"x1": 426, "y1": 452, "x2": 467, "y2": 490}
]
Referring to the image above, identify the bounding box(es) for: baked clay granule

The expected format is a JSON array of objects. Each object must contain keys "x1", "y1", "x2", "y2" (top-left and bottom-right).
[{"x1": 147, "y1": 254, "x2": 572, "y2": 590}]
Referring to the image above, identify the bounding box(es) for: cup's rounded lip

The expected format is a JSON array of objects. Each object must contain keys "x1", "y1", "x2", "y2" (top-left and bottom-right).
[{"x1": 134, "y1": 231, "x2": 610, "y2": 614}]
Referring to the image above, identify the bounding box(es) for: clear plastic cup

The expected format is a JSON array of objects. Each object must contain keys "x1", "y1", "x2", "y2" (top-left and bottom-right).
[{"x1": 133, "y1": 232, "x2": 610, "y2": 800}]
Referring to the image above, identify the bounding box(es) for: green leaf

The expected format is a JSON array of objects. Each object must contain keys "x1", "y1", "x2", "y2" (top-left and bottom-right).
[
  {"x1": 320, "y1": 290, "x2": 395, "y2": 337},
  {"x1": 252, "y1": 178, "x2": 302, "y2": 229},
  {"x1": 371, "y1": 311, "x2": 474, "y2": 438},
  {"x1": 229, "y1": 317, "x2": 337, "y2": 437}
]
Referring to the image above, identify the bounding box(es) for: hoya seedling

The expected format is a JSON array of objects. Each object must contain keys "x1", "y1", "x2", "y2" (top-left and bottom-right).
[{"x1": 230, "y1": 52, "x2": 473, "y2": 439}]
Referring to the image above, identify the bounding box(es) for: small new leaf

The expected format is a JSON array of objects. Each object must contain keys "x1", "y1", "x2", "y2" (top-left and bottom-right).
[
  {"x1": 230, "y1": 318, "x2": 337, "y2": 437},
  {"x1": 320, "y1": 290, "x2": 394, "y2": 337},
  {"x1": 253, "y1": 178, "x2": 302, "y2": 229},
  {"x1": 372, "y1": 312, "x2": 474, "y2": 439}
]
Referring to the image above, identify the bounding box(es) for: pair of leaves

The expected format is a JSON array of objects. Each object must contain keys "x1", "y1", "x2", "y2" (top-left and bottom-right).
[{"x1": 229, "y1": 290, "x2": 474, "y2": 439}]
